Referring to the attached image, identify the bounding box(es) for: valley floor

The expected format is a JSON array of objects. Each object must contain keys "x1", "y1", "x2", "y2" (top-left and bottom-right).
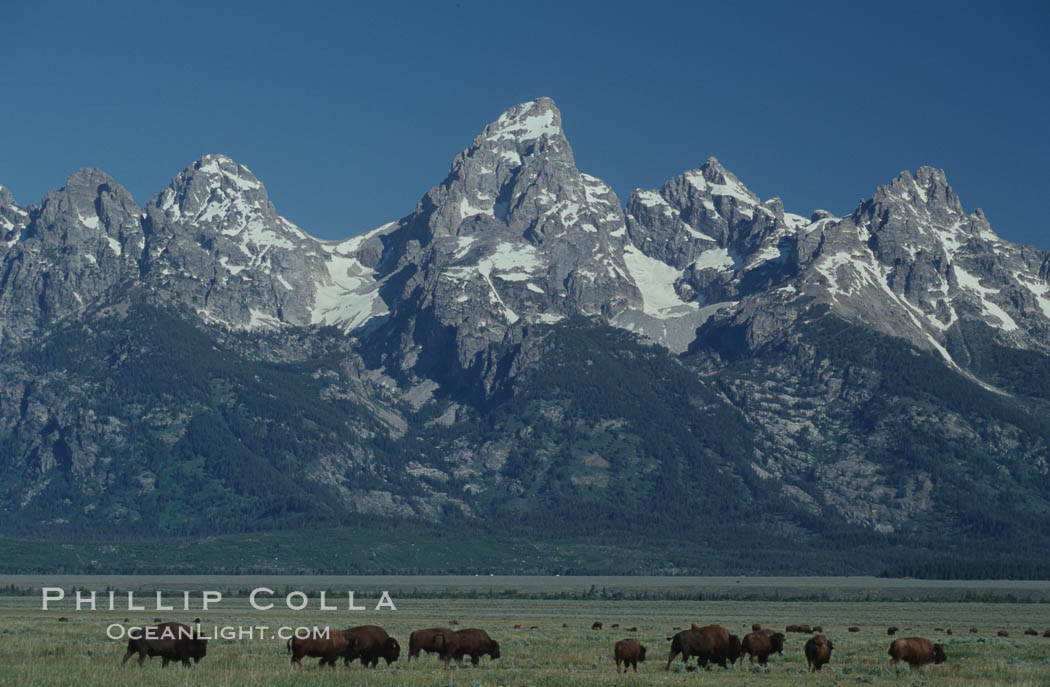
[{"x1": 0, "y1": 577, "x2": 1048, "y2": 685}]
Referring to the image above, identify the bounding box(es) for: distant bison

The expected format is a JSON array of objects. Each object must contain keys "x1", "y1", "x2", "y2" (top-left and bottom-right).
[
  {"x1": 446, "y1": 628, "x2": 500, "y2": 666},
  {"x1": 408, "y1": 627, "x2": 454, "y2": 663},
  {"x1": 786, "y1": 624, "x2": 812, "y2": 633},
  {"x1": 887, "y1": 626, "x2": 899, "y2": 635},
  {"x1": 124, "y1": 622, "x2": 207, "y2": 668},
  {"x1": 1025, "y1": 628, "x2": 1037, "y2": 636},
  {"x1": 626, "y1": 626, "x2": 637, "y2": 632},
  {"x1": 665, "y1": 624, "x2": 733, "y2": 670},
  {"x1": 969, "y1": 627, "x2": 978, "y2": 633},
  {"x1": 611, "y1": 623, "x2": 620, "y2": 629},
  {"x1": 592, "y1": 622, "x2": 603, "y2": 631},
  {"x1": 614, "y1": 638, "x2": 646, "y2": 673},
  {"x1": 58, "y1": 617, "x2": 69, "y2": 622},
  {"x1": 1044, "y1": 629, "x2": 1050, "y2": 638},
  {"x1": 342, "y1": 625, "x2": 400, "y2": 668},
  {"x1": 888, "y1": 637, "x2": 946, "y2": 668},
  {"x1": 997, "y1": 630, "x2": 1009, "y2": 637},
  {"x1": 812, "y1": 625, "x2": 823, "y2": 633},
  {"x1": 804, "y1": 634, "x2": 833, "y2": 672},
  {"x1": 288, "y1": 630, "x2": 355, "y2": 669},
  {"x1": 848, "y1": 626, "x2": 860, "y2": 633},
  {"x1": 513, "y1": 624, "x2": 523, "y2": 629},
  {"x1": 741, "y1": 630, "x2": 785, "y2": 665}
]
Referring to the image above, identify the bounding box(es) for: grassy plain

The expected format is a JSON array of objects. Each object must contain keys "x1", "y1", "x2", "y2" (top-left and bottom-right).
[{"x1": 0, "y1": 577, "x2": 1047, "y2": 686}]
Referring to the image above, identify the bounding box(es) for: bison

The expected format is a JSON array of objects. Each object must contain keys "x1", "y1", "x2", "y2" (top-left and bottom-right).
[
  {"x1": 342, "y1": 625, "x2": 400, "y2": 668},
  {"x1": 751, "y1": 623, "x2": 762, "y2": 631},
  {"x1": 1044, "y1": 629, "x2": 1050, "y2": 638},
  {"x1": 592, "y1": 622, "x2": 603, "y2": 631},
  {"x1": 887, "y1": 626, "x2": 899, "y2": 635},
  {"x1": 445, "y1": 628, "x2": 500, "y2": 666},
  {"x1": 997, "y1": 630, "x2": 1009, "y2": 637},
  {"x1": 848, "y1": 626, "x2": 860, "y2": 633},
  {"x1": 665, "y1": 624, "x2": 733, "y2": 670},
  {"x1": 288, "y1": 630, "x2": 356, "y2": 669},
  {"x1": 614, "y1": 638, "x2": 646, "y2": 673},
  {"x1": 727, "y1": 634, "x2": 742, "y2": 665},
  {"x1": 740, "y1": 630, "x2": 785, "y2": 665},
  {"x1": 123, "y1": 621, "x2": 207, "y2": 668},
  {"x1": 408, "y1": 627, "x2": 454, "y2": 662},
  {"x1": 888, "y1": 637, "x2": 946, "y2": 668},
  {"x1": 804, "y1": 634, "x2": 833, "y2": 672},
  {"x1": 1025, "y1": 628, "x2": 1037, "y2": 636}
]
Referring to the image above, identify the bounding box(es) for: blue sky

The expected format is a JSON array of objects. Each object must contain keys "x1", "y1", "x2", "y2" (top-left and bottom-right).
[{"x1": 2, "y1": 1, "x2": 1047, "y2": 247}]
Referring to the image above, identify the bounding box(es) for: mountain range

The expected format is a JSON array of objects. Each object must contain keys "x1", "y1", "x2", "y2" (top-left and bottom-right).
[{"x1": 2, "y1": 98, "x2": 1048, "y2": 576}]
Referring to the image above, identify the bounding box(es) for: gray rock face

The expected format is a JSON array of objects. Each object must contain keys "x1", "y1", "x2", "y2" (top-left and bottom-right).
[
  {"x1": 0, "y1": 171, "x2": 143, "y2": 347},
  {"x1": 142, "y1": 154, "x2": 334, "y2": 329},
  {"x1": 362, "y1": 98, "x2": 641, "y2": 379}
]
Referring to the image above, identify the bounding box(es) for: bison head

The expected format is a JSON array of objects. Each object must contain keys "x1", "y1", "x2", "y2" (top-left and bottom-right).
[
  {"x1": 770, "y1": 632, "x2": 786, "y2": 654},
  {"x1": 932, "y1": 643, "x2": 946, "y2": 664},
  {"x1": 638, "y1": 644, "x2": 647, "y2": 662},
  {"x1": 489, "y1": 640, "x2": 501, "y2": 660},
  {"x1": 191, "y1": 637, "x2": 208, "y2": 662},
  {"x1": 384, "y1": 637, "x2": 401, "y2": 663}
]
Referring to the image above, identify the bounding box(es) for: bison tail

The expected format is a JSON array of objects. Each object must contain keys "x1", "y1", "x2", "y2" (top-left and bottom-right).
[{"x1": 287, "y1": 638, "x2": 292, "y2": 654}]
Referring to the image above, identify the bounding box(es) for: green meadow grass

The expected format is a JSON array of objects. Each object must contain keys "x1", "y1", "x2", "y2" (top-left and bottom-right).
[{"x1": 0, "y1": 578, "x2": 1048, "y2": 686}]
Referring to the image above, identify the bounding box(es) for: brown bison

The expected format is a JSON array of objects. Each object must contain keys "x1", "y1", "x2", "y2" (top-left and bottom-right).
[
  {"x1": 887, "y1": 626, "x2": 899, "y2": 635},
  {"x1": 727, "y1": 634, "x2": 743, "y2": 665},
  {"x1": 812, "y1": 625, "x2": 823, "y2": 633},
  {"x1": 407, "y1": 627, "x2": 454, "y2": 662},
  {"x1": 58, "y1": 617, "x2": 69, "y2": 622},
  {"x1": 611, "y1": 623, "x2": 620, "y2": 629},
  {"x1": 786, "y1": 624, "x2": 812, "y2": 633},
  {"x1": 751, "y1": 623, "x2": 762, "y2": 631},
  {"x1": 997, "y1": 630, "x2": 1009, "y2": 637},
  {"x1": 123, "y1": 622, "x2": 207, "y2": 668},
  {"x1": 592, "y1": 622, "x2": 603, "y2": 631},
  {"x1": 1044, "y1": 629, "x2": 1050, "y2": 638},
  {"x1": 288, "y1": 630, "x2": 356, "y2": 668},
  {"x1": 1024, "y1": 628, "x2": 1037, "y2": 636},
  {"x1": 741, "y1": 630, "x2": 785, "y2": 665},
  {"x1": 888, "y1": 637, "x2": 946, "y2": 668},
  {"x1": 804, "y1": 634, "x2": 833, "y2": 672},
  {"x1": 445, "y1": 628, "x2": 500, "y2": 666},
  {"x1": 969, "y1": 627, "x2": 978, "y2": 633},
  {"x1": 342, "y1": 625, "x2": 400, "y2": 668},
  {"x1": 626, "y1": 626, "x2": 638, "y2": 632},
  {"x1": 848, "y1": 626, "x2": 860, "y2": 633},
  {"x1": 614, "y1": 638, "x2": 646, "y2": 673},
  {"x1": 665, "y1": 624, "x2": 733, "y2": 670}
]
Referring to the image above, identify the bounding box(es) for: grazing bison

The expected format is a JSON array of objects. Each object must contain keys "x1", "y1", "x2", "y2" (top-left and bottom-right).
[
  {"x1": 611, "y1": 623, "x2": 620, "y2": 629},
  {"x1": 848, "y1": 626, "x2": 860, "y2": 633},
  {"x1": 592, "y1": 622, "x2": 603, "y2": 631},
  {"x1": 969, "y1": 627, "x2": 978, "y2": 633},
  {"x1": 123, "y1": 622, "x2": 207, "y2": 668},
  {"x1": 58, "y1": 617, "x2": 69, "y2": 622},
  {"x1": 887, "y1": 626, "x2": 898, "y2": 635},
  {"x1": 1025, "y1": 628, "x2": 1037, "y2": 636},
  {"x1": 997, "y1": 630, "x2": 1009, "y2": 637},
  {"x1": 741, "y1": 630, "x2": 784, "y2": 665},
  {"x1": 727, "y1": 634, "x2": 742, "y2": 665},
  {"x1": 665, "y1": 624, "x2": 733, "y2": 670},
  {"x1": 804, "y1": 634, "x2": 833, "y2": 672},
  {"x1": 812, "y1": 625, "x2": 823, "y2": 633},
  {"x1": 626, "y1": 626, "x2": 637, "y2": 632},
  {"x1": 614, "y1": 638, "x2": 646, "y2": 673},
  {"x1": 288, "y1": 631, "x2": 356, "y2": 668},
  {"x1": 408, "y1": 627, "x2": 454, "y2": 662},
  {"x1": 888, "y1": 637, "x2": 946, "y2": 668},
  {"x1": 445, "y1": 628, "x2": 500, "y2": 666},
  {"x1": 342, "y1": 625, "x2": 400, "y2": 668},
  {"x1": 786, "y1": 624, "x2": 811, "y2": 633}
]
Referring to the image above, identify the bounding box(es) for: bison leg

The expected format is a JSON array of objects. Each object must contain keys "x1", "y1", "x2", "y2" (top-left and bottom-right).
[
  {"x1": 665, "y1": 649, "x2": 679, "y2": 670},
  {"x1": 121, "y1": 650, "x2": 135, "y2": 667},
  {"x1": 161, "y1": 657, "x2": 169, "y2": 668},
  {"x1": 632, "y1": 659, "x2": 639, "y2": 672},
  {"x1": 471, "y1": 653, "x2": 481, "y2": 666}
]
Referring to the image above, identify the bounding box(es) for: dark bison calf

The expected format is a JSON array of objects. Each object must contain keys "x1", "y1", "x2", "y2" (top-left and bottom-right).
[
  {"x1": 614, "y1": 638, "x2": 646, "y2": 673},
  {"x1": 888, "y1": 637, "x2": 946, "y2": 668},
  {"x1": 124, "y1": 622, "x2": 207, "y2": 668},
  {"x1": 805, "y1": 634, "x2": 833, "y2": 672},
  {"x1": 446, "y1": 628, "x2": 500, "y2": 666},
  {"x1": 740, "y1": 630, "x2": 784, "y2": 665},
  {"x1": 342, "y1": 625, "x2": 400, "y2": 668},
  {"x1": 408, "y1": 627, "x2": 454, "y2": 662}
]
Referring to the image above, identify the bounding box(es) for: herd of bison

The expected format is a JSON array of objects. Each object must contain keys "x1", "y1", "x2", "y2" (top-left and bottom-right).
[{"x1": 115, "y1": 617, "x2": 1050, "y2": 673}]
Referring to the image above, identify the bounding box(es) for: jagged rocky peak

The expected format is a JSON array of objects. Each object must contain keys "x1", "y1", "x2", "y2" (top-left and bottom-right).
[
  {"x1": 412, "y1": 97, "x2": 612, "y2": 244},
  {"x1": 30, "y1": 168, "x2": 143, "y2": 256},
  {"x1": 0, "y1": 185, "x2": 30, "y2": 243}
]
